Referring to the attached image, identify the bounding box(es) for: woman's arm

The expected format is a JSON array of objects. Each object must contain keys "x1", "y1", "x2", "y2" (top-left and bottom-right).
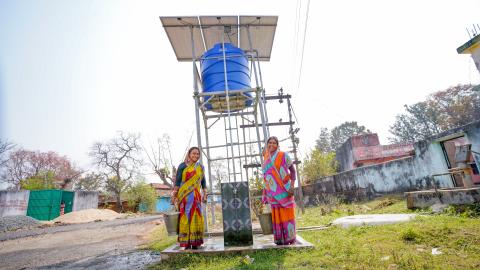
[
  {"x1": 201, "y1": 171, "x2": 208, "y2": 202},
  {"x1": 171, "y1": 163, "x2": 185, "y2": 205},
  {"x1": 287, "y1": 164, "x2": 296, "y2": 196}
]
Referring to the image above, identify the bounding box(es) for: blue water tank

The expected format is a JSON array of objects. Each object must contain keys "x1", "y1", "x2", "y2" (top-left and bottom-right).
[{"x1": 200, "y1": 43, "x2": 252, "y2": 111}]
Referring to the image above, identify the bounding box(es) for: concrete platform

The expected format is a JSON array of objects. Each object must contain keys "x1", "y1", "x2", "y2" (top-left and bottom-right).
[
  {"x1": 160, "y1": 234, "x2": 313, "y2": 260},
  {"x1": 405, "y1": 187, "x2": 480, "y2": 209},
  {"x1": 331, "y1": 214, "x2": 416, "y2": 228}
]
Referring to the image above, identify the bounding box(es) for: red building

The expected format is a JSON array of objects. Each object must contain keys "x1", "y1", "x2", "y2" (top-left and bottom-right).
[
  {"x1": 337, "y1": 133, "x2": 415, "y2": 172},
  {"x1": 149, "y1": 183, "x2": 172, "y2": 197}
]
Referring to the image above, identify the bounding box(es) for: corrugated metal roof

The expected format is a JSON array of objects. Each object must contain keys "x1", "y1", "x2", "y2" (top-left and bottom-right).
[{"x1": 159, "y1": 15, "x2": 278, "y2": 62}]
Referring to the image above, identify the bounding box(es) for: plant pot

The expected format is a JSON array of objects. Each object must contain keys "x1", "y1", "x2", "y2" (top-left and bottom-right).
[
  {"x1": 164, "y1": 211, "x2": 180, "y2": 236},
  {"x1": 258, "y1": 212, "x2": 273, "y2": 235}
]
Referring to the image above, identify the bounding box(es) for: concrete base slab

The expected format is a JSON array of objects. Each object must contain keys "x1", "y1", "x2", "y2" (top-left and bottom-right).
[
  {"x1": 160, "y1": 234, "x2": 313, "y2": 260},
  {"x1": 405, "y1": 187, "x2": 480, "y2": 209},
  {"x1": 331, "y1": 214, "x2": 416, "y2": 228}
]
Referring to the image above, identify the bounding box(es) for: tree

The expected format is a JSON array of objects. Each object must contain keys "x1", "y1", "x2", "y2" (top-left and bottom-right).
[
  {"x1": 315, "y1": 122, "x2": 371, "y2": 153},
  {"x1": 124, "y1": 179, "x2": 157, "y2": 213},
  {"x1": 210, "y1": 159, "x2": 228, "y2": 192},
  {"x1": 0, "y1": 139, "x2": 15, "y2": 168},
  {"x1": 301, "y1": 149, "x2": 337, "y2": 184},
  {"x1": 315, "y1": 127, "x2": 333, "y2": 153},
  {"x1": 330, "y1": 121, "x2": 371, "y2": 150},
  {"x1": 3, "y1": 149, "x2": 80, "y2": 190},
  {"x1": 89, "y1": 131, "x2": 143, "y2": 212},
  {"x1": 143, "y1": 134, "x2": 176, "y2": 188},
  {"x1": 389, "y1": 84, "x2": 480, "y2": 142},
  {"x1": 74, "y1": 172, "x2": 104, "y2": 191}
]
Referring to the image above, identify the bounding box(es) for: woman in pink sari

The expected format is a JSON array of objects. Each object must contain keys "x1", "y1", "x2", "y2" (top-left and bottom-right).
[{"x1": 262, "y1": 136, "x2": 297, "y2": 245}]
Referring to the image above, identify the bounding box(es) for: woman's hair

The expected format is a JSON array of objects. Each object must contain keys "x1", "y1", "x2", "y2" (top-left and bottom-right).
[{"x1": 267, "y1": 136, "x2": 279, "y2": 145}]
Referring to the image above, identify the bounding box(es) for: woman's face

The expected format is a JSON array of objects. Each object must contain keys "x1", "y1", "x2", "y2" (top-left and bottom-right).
[
  {"x1": 267, "y1": 139, "x2": 278, "y2": 153},
  {"x1": 189, "y1": 149, "x2": 200, "y2": 163}
]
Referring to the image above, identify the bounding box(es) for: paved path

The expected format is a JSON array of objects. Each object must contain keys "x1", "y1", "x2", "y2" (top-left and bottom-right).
[{"x1": 0, "y1": 215, "x2": 164, "y2": 270}]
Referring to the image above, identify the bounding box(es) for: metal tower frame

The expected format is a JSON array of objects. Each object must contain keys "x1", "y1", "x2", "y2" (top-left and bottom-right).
[{"x1": 160, "y1": 16, "x2": 278, "y2": 232}]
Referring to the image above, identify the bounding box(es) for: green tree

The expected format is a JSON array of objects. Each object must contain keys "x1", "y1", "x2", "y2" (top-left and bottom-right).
[
  {"x1": 330, "y1": 121, "x2": 371, "y2": 150},
  {"x1": 74, "y1": 172, "x2": 103, "y2": 191},
  {"x1": 301, "y1": 149, "x2": 337, "y2": 184},
  {"x1": 315, "y1": 127, "x2": 333, "y2": 153},
  {"x1": 389, "y1": 84, "x2": 480, "y2": 142},
  {"x1": 20, "y1": 171, "x2": 56, "y2": 190},
  {"x1": 316, "y1": 122, "x2": 371, "y2": 153},
  {"x1": 125, "y1": 180, "x2": 157, "y2": 213}
]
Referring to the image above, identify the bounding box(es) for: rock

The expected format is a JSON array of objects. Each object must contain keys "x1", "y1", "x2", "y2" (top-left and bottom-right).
[
  {"x1": 431, "y1": 203, "x2": 448, "y2": 213},
  {"x1": 431, "y1": 248, "x2": 442, "y2": 255}
]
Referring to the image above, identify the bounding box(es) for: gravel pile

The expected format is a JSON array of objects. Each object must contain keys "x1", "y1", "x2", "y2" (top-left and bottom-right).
[
  {"x1": 52, "y1": 209, "x2": 123, "y2": 224},
  {"x1": 0, "y1": 215, "x2": 41, "y2": 233}
]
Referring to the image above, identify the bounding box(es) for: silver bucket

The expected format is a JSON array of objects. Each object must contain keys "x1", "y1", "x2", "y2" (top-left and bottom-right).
[
  {"x1": 259, "y1": 212, "x2": 273, "y2": 235},
  {"x1": 164, "y1": 212, "x2": 180, "y2": 236}
]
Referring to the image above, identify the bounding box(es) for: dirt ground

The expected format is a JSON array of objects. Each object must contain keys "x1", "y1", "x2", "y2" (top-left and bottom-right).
[{"x1": 0, "y1": 215, "x2": 164, "y2": 270}]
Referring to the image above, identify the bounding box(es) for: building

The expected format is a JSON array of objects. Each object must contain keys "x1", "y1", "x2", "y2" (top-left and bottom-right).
[
  {"x1": 336, "y1": 133, "x2": 414, "y2": 172},
  {"x1": 301, "y1": 121, "x2": 480, "y2": 205},
  {"x1": 149, "y1": 183, "x2": 173, "y2": 213},
  {"x1": 149, "y1": 183, "x2": 171, "y2": 196}
]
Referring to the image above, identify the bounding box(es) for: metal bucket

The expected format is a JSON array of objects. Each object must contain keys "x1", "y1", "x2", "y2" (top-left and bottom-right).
[
  {"x1": 163, "y1": 211, "x2": 180, "y2": 236},
  {"x1": 259, "y1": 212, "x2": 273, "y2": 235}
]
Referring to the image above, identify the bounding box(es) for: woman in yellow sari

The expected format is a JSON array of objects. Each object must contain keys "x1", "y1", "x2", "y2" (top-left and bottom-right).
[{"x1": 172, "y1": 147, "x2": 207, "y2": 250}]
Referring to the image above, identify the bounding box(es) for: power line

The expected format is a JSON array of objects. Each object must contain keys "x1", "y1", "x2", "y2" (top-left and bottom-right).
[{"x1": 296, "y1": 0, "x2": 311, "y2": 95}]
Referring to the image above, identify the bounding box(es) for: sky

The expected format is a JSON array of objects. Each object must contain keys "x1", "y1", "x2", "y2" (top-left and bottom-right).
[{"x1": 1, "y1": 0, "x2": 479, "y2": 182}]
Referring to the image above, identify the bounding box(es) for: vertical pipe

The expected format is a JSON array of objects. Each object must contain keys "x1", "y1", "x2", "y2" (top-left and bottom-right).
[
  {"x1": 190, "y1": 26, "x2": 208, "y2": 231},
  {"x1": 234, "y1": 114, "x2": 244, "y2": 182},
  {"x1": 246, "y1": 26, "x2": 269, "y2": 142},
  {"x1": 255, "y1": 52, "x2": 270, "y2": 134},
  {"x1": 203, "y1": 117, "x2": 215, "y2": 225},
  {"x1": 222, "y1": 28, "x2": 238, "y2": 183},
  {"x1": 241, "y1": 116, "x2": 249, "y2": 182}
]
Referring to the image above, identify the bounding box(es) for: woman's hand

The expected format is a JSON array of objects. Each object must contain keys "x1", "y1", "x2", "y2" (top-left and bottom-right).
[
  {"x1": 202, "y1": 189, "x2": 208, "y2": 202},
  {"x1": 287, "y1": 186, "x2": 295, "y2": 197},
  {"x1": 171, "y1": 196, "x2": 178, "y2": 206}
]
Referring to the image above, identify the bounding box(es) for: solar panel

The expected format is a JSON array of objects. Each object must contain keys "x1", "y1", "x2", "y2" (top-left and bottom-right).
[{"x1": 160, "y1": 15, "x2": 278, "y2": 62}]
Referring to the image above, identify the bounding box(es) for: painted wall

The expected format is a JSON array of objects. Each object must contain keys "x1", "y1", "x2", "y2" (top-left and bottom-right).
[
  {"x1": 301, "y1": 121, "x2": 480, "y2": 205},
  {"x1": 72, "y1": 191, "x2": 99, "y2": 211},
  {"x1": 156, "y1": 196, "x2": 173, "y2": 212},
  {"x1": 0, "y1": 190, "x2": 30, "y2": 217},
  {"x1": 336, "y1": 138, "x2": 355, "y2": 172}
]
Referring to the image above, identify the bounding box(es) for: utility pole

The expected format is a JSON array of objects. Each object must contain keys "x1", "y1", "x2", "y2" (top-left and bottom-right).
[
  {"x1": 285, "y1": 91, "x2": 305, "y2": 214},
  {"x1": 261, "y1": 88, "x2": 305, "y2": 214}
]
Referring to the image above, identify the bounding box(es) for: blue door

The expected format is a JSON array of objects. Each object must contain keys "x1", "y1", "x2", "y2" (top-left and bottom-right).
[{"x1": 156, "y1": 196, "x2": 173, "y2": 212}]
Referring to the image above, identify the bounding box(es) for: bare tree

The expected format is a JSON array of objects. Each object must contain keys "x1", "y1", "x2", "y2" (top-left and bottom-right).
[
  {"x1": 0, "y1": 139, "x2": 15, "y2": 168},
  {"x1": 89, "y1": 131, "x2": 143, "y2": 212},
  {"x1": 0, "y1": 139, "x2": 16, "y2": 188},
  {"x1": 210, "y1": 159, "x2": 227, "y2": 192},
  {"x1": 143, "y1": 134, "x2": 176, "y2": 188}
]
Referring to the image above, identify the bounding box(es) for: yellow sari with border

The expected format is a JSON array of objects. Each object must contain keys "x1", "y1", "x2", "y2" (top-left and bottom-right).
[{"x1": 176, "y1": 162, "x2": 204, "y2": 247}]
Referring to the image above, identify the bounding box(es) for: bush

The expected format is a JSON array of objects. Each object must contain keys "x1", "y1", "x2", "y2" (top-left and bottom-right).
[
  {"x1": 400, "y1": 227, "x2": 419, "y2": 242},
  {"x1": 125, "y1": 180, "x2": 158, "y2": 213},
  {"x1": 20, "y1": 171, "x2": 56, "y2": 190},
  {"x1": 444, "y1": 203, "x2": 480, "y2": 218}
]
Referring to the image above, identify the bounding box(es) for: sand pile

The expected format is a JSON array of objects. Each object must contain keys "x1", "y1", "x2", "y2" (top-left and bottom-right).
[{"x1": 52, "y1": 209, "x2": 123, "y2": 224}]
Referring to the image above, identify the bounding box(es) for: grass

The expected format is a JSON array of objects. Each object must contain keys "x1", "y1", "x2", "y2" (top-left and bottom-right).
[{"x1": 148, "y1": 196, "x2": 480, "y2": 270}]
